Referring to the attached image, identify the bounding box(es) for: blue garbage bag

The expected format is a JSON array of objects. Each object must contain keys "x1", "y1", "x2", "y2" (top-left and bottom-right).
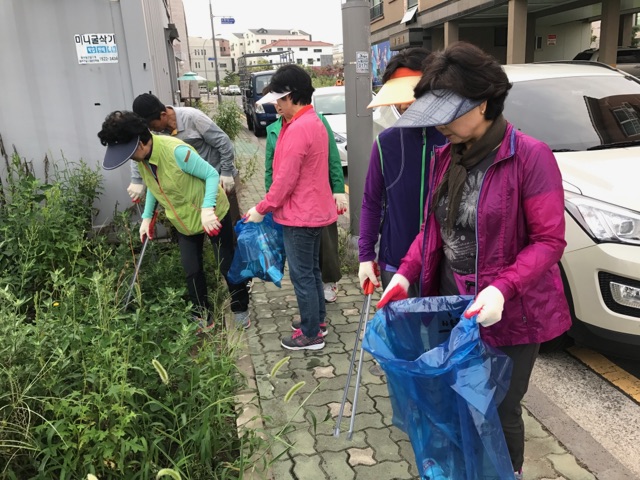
[
  {"x1": 362, "y1": 296, "x2": 514, "y2": 480},
  {"x1": 227, "y1": 213, "x2": 285, "y2": 287}
]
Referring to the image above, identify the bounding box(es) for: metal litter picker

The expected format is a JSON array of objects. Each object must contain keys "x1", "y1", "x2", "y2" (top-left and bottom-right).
[
  {"x1": 123, "y1": 209, "x2": 158, "y2": 310},
  {"x1": 334, "y1": 278, "x2": 376, "y2": 440}
]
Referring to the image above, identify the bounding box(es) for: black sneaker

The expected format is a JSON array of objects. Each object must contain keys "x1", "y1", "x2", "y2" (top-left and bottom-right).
[
  {"x1": 281, "y1": 329, "x2": 325, "y2": 351},
  {"x1": 291, "y1": 320, "x2": 328, "y2": 337}
]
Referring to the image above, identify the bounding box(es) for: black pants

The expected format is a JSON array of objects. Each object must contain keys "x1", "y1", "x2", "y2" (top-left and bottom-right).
[
  {"x1": 497, "y1": 343, "x2": 540, "y2": 472},
  {"x1": 319, "y1": 221, "x2": 342, "y2": 284},
  {"x1": 176, "y1": 214, "x2": 249, "y2": 315}
]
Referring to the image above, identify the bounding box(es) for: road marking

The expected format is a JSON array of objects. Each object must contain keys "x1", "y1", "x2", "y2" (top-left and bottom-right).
[{"x1": 568, "y1": 346, "x2": 640, "y2": 402}]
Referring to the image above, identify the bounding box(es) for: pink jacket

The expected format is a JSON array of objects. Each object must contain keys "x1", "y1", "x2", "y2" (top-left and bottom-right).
[
  {"x1": 397, "y1": 123, "x2": 571, "y2": 347},
  {"x1": 257, "y1": 105, "x2": 337, "y2": 227}
]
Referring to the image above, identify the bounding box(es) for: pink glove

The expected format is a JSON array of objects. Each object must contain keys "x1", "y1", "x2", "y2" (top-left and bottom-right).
[
  {"x1": 201, "y1": 207, "x2": 222, "y2": 236},
  {"x1": 333, "y1": 193, "x2": 348, "y2": 215}
]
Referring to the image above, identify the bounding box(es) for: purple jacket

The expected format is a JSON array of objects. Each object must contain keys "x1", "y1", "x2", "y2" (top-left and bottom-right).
[
  {"x1": 397, "y1": 123, "x2": 571, "y2": 348},
  {"x1": 359, "y1": 127, "x2": 445, "y2": 271}
]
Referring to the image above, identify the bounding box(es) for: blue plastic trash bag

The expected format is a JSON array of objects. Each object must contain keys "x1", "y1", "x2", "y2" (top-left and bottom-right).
[
  {"x1": 362, "y1": 296, "x2": 514, "y2": 480},
  {"x1": 227, "y1": 213, "x2": 285, "y2": 287}
]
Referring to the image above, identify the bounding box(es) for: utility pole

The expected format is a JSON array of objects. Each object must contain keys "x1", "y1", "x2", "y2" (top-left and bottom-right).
[
  {"x1": 342, "y1": 0, "x2": 372, "y2": 236},
  {"x1": 203, "y1": 38, "x2": 210, "y2": 101},
  {"x1": 209, "y1": 0, "x2": 222, "y2": 104}
]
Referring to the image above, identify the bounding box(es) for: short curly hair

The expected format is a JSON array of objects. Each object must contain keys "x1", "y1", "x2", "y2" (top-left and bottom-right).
[{"x1": 97, "y1": 111, "x2": 151, "y2": 146}]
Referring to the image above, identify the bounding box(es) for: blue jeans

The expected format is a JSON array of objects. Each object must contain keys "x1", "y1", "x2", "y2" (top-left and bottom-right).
[{"x1": 282, "y1": 225, "x2": 325, "y2": 338}]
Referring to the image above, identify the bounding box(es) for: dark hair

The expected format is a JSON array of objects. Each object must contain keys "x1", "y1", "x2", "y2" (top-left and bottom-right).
[
  {"x1": 98, "y1": 111, "x2": 152, "y2": 146},
  {"x1": 132, "y1": 93, "x2": 167, "y2": 122},
  {"x1": 265, "y1": 64, "x2": 314, "y2": 105},
  {"x1": 382, "y1": 47, "x2": 431, "y2": 83},
  {"x1": 414, "y1": 42, "x2": 512, "y2": 120}
]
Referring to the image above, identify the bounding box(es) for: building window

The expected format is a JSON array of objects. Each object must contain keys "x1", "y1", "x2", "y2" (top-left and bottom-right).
[
  {"x1": 219, "y1": 63, "x2": 227, "y2": 68},
  {"x1": 307, "y1": 58, "x2": 314, "y2": 65},
  {"x1": 277, "y1": 47, "x2": 283, "y2": 51},
  {"x1": 261, "y1": 39, "x2": 267, "y2": 44},
  {"x1": 314, "y1": 48, "x2": 322, "y2": 52},
  {"x1": 297, "y1": 58, "x2": 303, "y2": 64},
  {"x1": 195, "y1": 61, "x2": 200, "y2": 68},
  {"x1": 300, "y1": 47, "x2": 308, "y2": 51},
  {"x1": 210, "y1": 62, "x2": 214, "y2": 68},
  {"x1": 370, "y1": 0, "x2": 383, "y2": 20},
  {"x1": 407, "y1": 0, "x2": 418, "y2": 7},
  {"x1": 317, "y1": 58, "x2": 321, "y2": 62}
]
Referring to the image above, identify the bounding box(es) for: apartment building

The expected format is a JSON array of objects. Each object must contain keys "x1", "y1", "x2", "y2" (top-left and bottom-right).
[
  {"x1": 229, "y1": 28, "x2": 312, "y2": 70},
  {"x1": 261, "y1": 39, "x2": 334, "y2": 67},
  {"x1": 369, "y1": 0, "x2": 638, "y2": 68},
  {"x1": 189, "y1": 36, "x2": 232, "y2": 84}
]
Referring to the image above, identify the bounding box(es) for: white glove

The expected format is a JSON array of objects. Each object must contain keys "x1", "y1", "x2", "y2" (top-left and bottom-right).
[
  {"x1": 358, "y1": 261, "x2": 379, "y2": 289},
  {"x1": 201, "y1": 207, "x2": 222, "y2": 236},
  {"x1": 244, "y1": 206, "x2": 265, "y2": 223},
  {"x1": 464, "y1": 286, "x2": 505, "y2": 327},
  {"x1": 376, "y1": 273, "x2": 410, "y2": 309},
  {"x1": 220, "y1": 175, "x2": 235, "y2": 193},
  {"x1": 333, "y1": 193, "x2": 348, "y2": 215},
  {"x1": 139, "y1": 218, "x2": 153, "y2": 243},
  {"x1": 127, "y1": 183, "x2": 146, "y2": 203}
]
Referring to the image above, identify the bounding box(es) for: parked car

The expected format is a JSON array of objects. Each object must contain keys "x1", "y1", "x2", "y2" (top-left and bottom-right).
[
  {"x1": 573, "y1": 47, "x2": 640, "y2": 77},
  {"x1": 312, "y1": 86, "x2": 348, "y2": 167},
  {"x1": 228, "y1": 84, "x2": 241, "y2": 95},
  {"x1": 378, "y1": 62, "x2": 640, "y2": 357}
]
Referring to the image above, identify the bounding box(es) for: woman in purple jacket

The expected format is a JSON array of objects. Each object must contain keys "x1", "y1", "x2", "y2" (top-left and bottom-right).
[
  {"x1": 377, "y1": 42, "x2": 571, "y2": 479},
  {"x1": 359, "y1": 48, "x2": 445, "y2": 292}
]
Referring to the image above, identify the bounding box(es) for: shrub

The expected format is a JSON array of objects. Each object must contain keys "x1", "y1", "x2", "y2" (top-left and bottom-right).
[
  {"x1": 212, "y1": 101, "x2": 244, "y2": 142},
  {"x1": 0, "y1": 152, "x2": 254, "y2": 479}
]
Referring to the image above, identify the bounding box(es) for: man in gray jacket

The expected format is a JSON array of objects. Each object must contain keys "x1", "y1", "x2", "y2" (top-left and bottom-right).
[{"x1": 130, "y1": 93, "x2": 241, "y2": 223}]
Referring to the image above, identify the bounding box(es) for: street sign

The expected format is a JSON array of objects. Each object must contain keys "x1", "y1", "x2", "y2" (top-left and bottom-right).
[
  {"x1": 208, "y1": 57, "x2": 216, "y2": 61},
  {"x1": 220, "y1": 17, "x2": 235, "y2": 24}
]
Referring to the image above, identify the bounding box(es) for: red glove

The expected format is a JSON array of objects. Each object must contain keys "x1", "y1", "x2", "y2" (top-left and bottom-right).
[{"x1": 376, "y1": 274, "x2": 410, "y2": 309}]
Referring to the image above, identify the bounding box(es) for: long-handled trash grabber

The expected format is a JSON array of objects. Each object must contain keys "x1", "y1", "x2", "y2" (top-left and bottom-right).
[
  {"x1": 123, "y1": 209, "x2": 158, "y2": 310},
  {"x1": 334, "y1": 278, "x2": 376, "y2": 439}
]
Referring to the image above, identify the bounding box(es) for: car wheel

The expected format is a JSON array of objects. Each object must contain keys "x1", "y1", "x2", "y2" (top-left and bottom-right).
[
  {"x1": 254, "y1": 125, "x2": 265, "y2": 137},
  {"x1": 245, "y1": 114, "x2": 253, "y2": 131}
]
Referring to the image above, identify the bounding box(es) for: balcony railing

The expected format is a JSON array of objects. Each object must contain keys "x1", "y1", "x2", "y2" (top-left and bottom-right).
[{"x1": 370, "y1": 3, "x2": 383, "y2": 21}]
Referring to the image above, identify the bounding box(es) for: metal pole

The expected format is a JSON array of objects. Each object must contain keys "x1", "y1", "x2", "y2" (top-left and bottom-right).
[
  {"x1": 204, "y1": 39, "x2": 210, "y2": 101},
  {"x1": 209, "y1": 0, "x2": 222, "y2": 104},
  {"x1": 342, "y1": 0, "x2": 372, "y2": 237}
]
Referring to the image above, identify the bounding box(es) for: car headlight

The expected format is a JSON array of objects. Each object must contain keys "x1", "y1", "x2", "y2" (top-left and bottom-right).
[
  {"x1": 255, "y1": 102, "x2": 265, "y2": 114},
  {"x1": 334, "y1": 132, "x2": 346, "y2": 144},
  {"x1": 565, "y1": 191, "x2": 640, "y2": 245}
]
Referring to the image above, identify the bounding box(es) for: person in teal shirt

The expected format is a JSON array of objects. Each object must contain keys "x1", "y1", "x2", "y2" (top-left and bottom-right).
[{"x1": 265, "y1": 105, "x2": 347, "y2": 316}]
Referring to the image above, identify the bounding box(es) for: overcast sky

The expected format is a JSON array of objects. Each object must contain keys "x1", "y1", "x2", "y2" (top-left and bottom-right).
[{"x1": 180, "y1": 0, "x2": 344, "y2": 45}]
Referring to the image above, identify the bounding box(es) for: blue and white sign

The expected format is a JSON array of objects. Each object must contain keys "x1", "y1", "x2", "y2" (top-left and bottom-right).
[
  {"x1": 208, "y1": 57, "x2": 216, "y2": 61},
  {"x1": 74, "y1": 33, "x2": 118, "y2": 64},
  {"x1": 220, "y1": 17, "x2": 235, "y2": 24}
]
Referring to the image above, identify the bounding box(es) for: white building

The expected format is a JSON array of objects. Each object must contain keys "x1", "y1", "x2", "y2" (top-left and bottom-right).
[
  {"x1": 332, "y1": 44, "x2": 344, "y2": 67},
  {"x1": 261, "y1": 39, "x2": 334, "y2": 67},
  {"x1": 229, "y1": 28, "x2": 312, "y2": 71},
  {"x1": 188, "y1": 36, "x2": 232, "y2": 84}
]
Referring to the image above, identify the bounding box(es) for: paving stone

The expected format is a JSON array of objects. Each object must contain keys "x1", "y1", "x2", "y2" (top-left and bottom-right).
[
  {"x1": 283, "y1": 425, "x2": 317, "y2": 456},
  {"x1": 316, "y1": 431, "x2": 368, "y2": 452},
  {"x1": 364, "y1": 428, "x2": 401, "y2": 462},
  {"x1": 291, "y1": 453, "x2": 325, "y2": 480},
  {"x1": 548, "y1": 454, "x2": 596, "y2": 480},
  {"x1": 320, "y1": 451, "x2": 356, "y2": 480},
  {"x1": 313, "y1": 365, "x2": 335, "y2": 379},
  {"x1": 347, "y1": 446, "x2": 377, "y2": 466},
  {"x1": 352, "y1": 460, "x2": 414, "y2": 479},
  {"x1": 397, "y1": 439, "x2": 420, "y2": 478}
]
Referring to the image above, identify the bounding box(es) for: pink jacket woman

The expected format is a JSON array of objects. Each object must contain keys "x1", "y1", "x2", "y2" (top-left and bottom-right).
[{"x1": 397, "y1": 123, "x2": 571, "y2": 348}]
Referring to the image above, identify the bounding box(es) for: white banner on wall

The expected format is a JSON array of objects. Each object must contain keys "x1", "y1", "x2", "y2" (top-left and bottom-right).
[{"x1": 74, "y1": 33, "x2": 118, "y2": 64}]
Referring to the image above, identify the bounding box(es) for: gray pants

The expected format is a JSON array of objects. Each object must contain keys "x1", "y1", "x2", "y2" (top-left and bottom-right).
[{"x1": 319, "y1": 221, "x2": 341, "y2": 284}]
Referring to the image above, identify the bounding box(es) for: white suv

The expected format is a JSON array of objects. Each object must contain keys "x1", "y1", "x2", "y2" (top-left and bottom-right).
[{"x1": 377, "y1": 62, "x2": 640, "y2": 357}]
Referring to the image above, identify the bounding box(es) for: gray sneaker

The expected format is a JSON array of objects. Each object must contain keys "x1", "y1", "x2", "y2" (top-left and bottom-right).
[{"x1": 234, "y1": 310, "x2": 251, "y2": 329}]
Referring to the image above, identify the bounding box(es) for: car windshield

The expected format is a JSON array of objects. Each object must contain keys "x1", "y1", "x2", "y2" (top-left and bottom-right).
[
  {"x1": 314, "y1": 93, "x2": 346, "y2": 115},
  {"x1": 504, "y1": 75, "x2": 640, "y2": 151},
  {"x1": 573, "y1": 52, "x2": 594, "y2": 60},
  {"x1": 255, "y1": 75, "x2": 272, "y2": 94}
]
